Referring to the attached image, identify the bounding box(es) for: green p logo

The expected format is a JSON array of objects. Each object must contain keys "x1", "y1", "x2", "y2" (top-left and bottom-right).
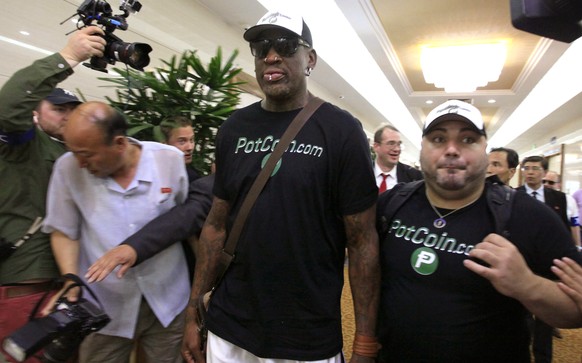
[{"x1": 411, "y1": 247, "x2": 438, "y2": 275}]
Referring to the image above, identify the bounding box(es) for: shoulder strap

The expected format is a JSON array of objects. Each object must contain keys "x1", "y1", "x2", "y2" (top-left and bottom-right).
[
  {"x1": 378, "y1": 180, "x2": 424, "y2": 240},
  {"x1": 485, "y1": 182, "x2": 516, "y2": 238},
  {"x1": 213, "y1": 96, "x2": 325, "y2": 288}
]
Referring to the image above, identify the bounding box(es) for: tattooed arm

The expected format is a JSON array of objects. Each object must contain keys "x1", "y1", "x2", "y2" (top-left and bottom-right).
[
  {"x1": 344, "y1": 203, "x2": 381, "y2": 363},
  {"x1": 182, "y1": 197, "x2": 230, "y2": 363}
]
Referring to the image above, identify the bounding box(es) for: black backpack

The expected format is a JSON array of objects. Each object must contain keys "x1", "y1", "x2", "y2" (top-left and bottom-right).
[{"x1": 378, "y1": 179, "x2": 516, "y2": 241}]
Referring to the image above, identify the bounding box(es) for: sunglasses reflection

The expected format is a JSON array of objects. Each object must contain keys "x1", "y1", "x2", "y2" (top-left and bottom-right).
[{"x1": 250, "y1": 37, "x2": 311, "y2": 59}]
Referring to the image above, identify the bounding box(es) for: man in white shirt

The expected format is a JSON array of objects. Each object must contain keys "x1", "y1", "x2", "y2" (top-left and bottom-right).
[
  {"x1": 372, "y1": 125, "x2": 422, "y2": 194},
  {"x1": 42, "y1": 101, "x2": 189, "y2": 363}
]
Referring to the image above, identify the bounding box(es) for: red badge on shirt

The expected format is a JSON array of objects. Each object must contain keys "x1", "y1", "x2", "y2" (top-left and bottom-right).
[{"x1": 161, "y1": 187, "x2": 172, "y2": 194}]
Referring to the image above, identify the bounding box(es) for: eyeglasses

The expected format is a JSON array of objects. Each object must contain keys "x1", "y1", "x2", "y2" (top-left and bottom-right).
[
  {"x1": 379, "y1": 141, "x2": 403, "y2": 149},
  {"x1": 249, "y1": 37, "x2": 311, "y2": 59},
  {"x1": 542, "y1": 179, "x2": 556, "y2": 186},
  {"x1": 521, "y1": 166, "x2": 542, "y2": 171}
]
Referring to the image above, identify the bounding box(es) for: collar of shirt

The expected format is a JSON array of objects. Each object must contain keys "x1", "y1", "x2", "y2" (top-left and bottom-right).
[
  {"x1": 524, "y1": 184, "x2": 545, "y2": 202},
  {"x1": 374, "y1": 162, "x2": 398, "y2": 188}
]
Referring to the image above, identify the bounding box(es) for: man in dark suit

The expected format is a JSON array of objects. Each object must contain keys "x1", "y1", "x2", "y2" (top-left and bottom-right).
[
  {"x1": 518, "y1": 156, "x2": 569, "y2": 229},
  {"x1": 372, "y1": 125, "x2": 423, "y2": 194},
  {"x1": 517, "y1": 155, "x2": 573, "y2": 363}
]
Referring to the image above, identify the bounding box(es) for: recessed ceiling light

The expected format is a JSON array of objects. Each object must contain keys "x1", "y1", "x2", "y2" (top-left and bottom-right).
[
  {"x1": 420, "y1": 41, "x2": 508, "y2": 93},
  {"x1": 488, "y1": 99, "x2": 496, "y2": 103},
  {"x1": 425, "y1": 100, "x2": 433, "y2": 104},
  {"x1": 19, "y1": 31, "x2": 30, "y2": 36}
]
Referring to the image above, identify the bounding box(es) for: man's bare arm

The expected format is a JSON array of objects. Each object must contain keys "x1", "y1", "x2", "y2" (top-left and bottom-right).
[
  {"x1": 182, "y1": 197, "x2": 230, "y2": 363},
  {"x1": 344, "y1": 204, "x2": 380, "y2": 362}
]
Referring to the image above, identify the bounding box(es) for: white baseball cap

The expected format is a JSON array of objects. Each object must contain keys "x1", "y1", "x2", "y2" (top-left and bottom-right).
[
  {"x1": 243, "y1": 10, "x2": 313, "y2": 46},
  {"x1": 423, "y1": 100, "x2": 486, "y2": 137}
]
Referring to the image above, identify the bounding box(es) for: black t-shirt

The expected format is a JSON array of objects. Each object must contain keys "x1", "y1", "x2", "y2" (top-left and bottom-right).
[
  {"x1": 377, "y1": 183, "x2": 582, "y2": 363},
  {"x1": 206, "y1": 101, "x2": 377, "y2": 360}
]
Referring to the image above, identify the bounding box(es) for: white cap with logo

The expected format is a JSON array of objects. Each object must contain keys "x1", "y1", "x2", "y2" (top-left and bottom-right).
[
  {"x1": 423, "y1": 100, "x2": 486, "y2": 137},
  {"x1": 243, "y1": 10, "x2": 313, "y2": 46}
]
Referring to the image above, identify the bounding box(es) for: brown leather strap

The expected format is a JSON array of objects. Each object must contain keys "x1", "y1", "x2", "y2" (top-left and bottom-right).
[{"x1": 212, "y1": 96, "x2": 325, "y2": 289}]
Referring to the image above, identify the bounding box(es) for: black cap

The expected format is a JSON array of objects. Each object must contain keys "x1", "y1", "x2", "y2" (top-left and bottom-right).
[{"x1": 45, "y1": 88, "x2": 81, "y2": 105}]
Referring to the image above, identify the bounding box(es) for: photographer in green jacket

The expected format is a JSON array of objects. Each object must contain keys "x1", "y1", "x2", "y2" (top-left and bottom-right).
[{"x1": 0, "y1": 26, "x2": 105, "y2": 363}]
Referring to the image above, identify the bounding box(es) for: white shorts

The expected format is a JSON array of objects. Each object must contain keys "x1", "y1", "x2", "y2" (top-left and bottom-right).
[{"x1": 207, "y1": 331, "x2": 345, "y2": 363}]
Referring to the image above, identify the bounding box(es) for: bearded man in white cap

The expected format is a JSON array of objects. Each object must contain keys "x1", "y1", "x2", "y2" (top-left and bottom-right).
[
  {"x1": 375, "y1": 99, "x2": 582, "y2": 362},
  {"x1": 182, "y1": 8, "x2": 380, "y2": 363}
]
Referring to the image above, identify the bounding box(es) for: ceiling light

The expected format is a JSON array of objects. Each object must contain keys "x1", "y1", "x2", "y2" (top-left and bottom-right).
[
  {"x1": 0, "y1": 35, "x2": 52, "y2": 55},
  {"x1": 420, "y1": 41, "x2": 507, "y2": 93},
  {"x1": 254, "y1": 0, "x2": 423, "y2": 154},
  {"x1": 425, "y1": 100, "x2": 433, "y2": 104},
  {"x1": 19, "y1": 31, "x2": 30, "y2": 36},
  {"x1": 488, "y1": 99, "x2": 496, "y2": 103},
  {"x1": 489, "y1": 37, "x2": 582, "y2": 148}
]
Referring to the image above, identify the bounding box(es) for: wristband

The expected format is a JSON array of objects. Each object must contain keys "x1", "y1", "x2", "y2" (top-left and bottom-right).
[{"x1": 352, "y1": 334, "x2": 381, "y2": 358}]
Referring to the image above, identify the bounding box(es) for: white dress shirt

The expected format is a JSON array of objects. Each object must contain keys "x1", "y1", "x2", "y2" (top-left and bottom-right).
[
  {"x1": 524, "y1": 184, "x2": 545, "y2": 202},
  {"x1": 374, "y1": 162, "x2": 398, "y2": 191}
]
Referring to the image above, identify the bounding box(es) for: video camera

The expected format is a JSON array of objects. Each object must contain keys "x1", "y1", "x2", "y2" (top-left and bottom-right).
[
  {"x1": 73, "y1": 0, "x2": 152, "y2": 72},
  {"x1": 2, "y1": 274, "x2": 110, "y2": 363}
]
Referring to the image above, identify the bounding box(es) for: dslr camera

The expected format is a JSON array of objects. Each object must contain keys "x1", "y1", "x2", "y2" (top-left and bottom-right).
[
  {"x1": 74, "y1": 0, "x2": 152, "y2": 72},
  {"x1": 2, "y1": 275, "x2": 110, "y2": 363}
]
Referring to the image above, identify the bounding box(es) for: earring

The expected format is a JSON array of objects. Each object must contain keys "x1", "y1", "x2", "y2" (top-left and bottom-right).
[{"x1": 305, "y1": 67, "x2": 312, "y2": 76}]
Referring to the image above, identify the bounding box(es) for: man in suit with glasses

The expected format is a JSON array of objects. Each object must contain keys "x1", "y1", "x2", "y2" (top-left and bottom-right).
[
  {"x1": 373, "y1": 125, "x2": 422, "y2": 194},
  {"x1": 517, "y1": 155, "x2": 577, "y2": 363}
]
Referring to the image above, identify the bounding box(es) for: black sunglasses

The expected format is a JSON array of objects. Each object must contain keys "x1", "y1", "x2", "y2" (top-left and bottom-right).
[
  {"x1": 542, "y1": 179, "x2": 556, "y2": 186},
  {"x1": 249, "y1": 37, "x2": 311, "y2": 59}
]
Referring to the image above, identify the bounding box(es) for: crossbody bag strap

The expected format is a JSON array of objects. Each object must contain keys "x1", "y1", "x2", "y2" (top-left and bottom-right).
[{"x1": 212, "y1": 96, "x2": 324, "y2": 288}]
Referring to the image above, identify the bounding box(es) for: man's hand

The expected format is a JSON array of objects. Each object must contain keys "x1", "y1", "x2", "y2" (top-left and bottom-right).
[
  {"x1": 60, "y1": 26, "x2": 106, "y2": 67},
  {"x1": 552, "y1": 257, "x2": 582, "y2": 312},
  {"x1": 463, "y1": 233, "x2": 537, "y2": 299},
  {"x1": 350, "y1": 355, "x2": 377, "y2": 363},
  {"x1": 85, "y1": 245, "x2": 137, "y2": 283},
  {"x1": 40, "y1": 283, "x2": 81, "y2": 317},
  {"x1": 182, "y1": 303, "x2": 206, "y2": 363}
]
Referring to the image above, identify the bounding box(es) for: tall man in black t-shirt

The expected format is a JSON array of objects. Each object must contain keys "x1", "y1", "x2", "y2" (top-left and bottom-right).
[
  {"x1": 376, "y1": 100, "x2": 582, "y2": 363},
  {"x1": 182, "y1": 9, "x2": 379, "y2": 363}
]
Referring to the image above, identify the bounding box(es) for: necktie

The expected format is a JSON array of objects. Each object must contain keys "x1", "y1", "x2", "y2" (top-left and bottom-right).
[
  {"x1": 379, "y1": 173, "x2": 388, "y2": 194},
  {"x1": 531, "y1": 191, "x2": 538, "y2": 200}
]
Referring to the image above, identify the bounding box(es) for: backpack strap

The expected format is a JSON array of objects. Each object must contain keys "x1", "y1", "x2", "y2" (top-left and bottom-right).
[
  {"x1": 485, "y1": 182, "x2": 516, "y2": 238},
  {"x1": 379, "y1": 180, "x2": 515, "y2": 240},
  {"x1": 378, "y1": 180, "x2": 424, "y2": 241}
]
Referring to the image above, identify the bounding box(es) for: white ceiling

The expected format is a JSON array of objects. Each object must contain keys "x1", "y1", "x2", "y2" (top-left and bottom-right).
[{"x1": 2, "y1": 0, "x2": 582, "y2": 172}]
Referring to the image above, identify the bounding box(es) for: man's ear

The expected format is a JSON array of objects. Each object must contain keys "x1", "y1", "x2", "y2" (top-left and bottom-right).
[
  {"x1": 308, "y1": 49, "x2": 317, "y2": 70},
  {"x1": 113, "y1": 135, "x2": 126, "y2": 150},
  {"x1": 32, "y1": 111, "x2": 39, "y2": 124}
]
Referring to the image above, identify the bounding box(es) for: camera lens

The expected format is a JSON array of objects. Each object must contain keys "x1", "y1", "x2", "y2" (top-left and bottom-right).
[
  {"x1": 43, "y1": 334, "x2": 82, "y2": 363},
  {"x1": 107, "y1": 41, "x2": 152, "y2": 71}
]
